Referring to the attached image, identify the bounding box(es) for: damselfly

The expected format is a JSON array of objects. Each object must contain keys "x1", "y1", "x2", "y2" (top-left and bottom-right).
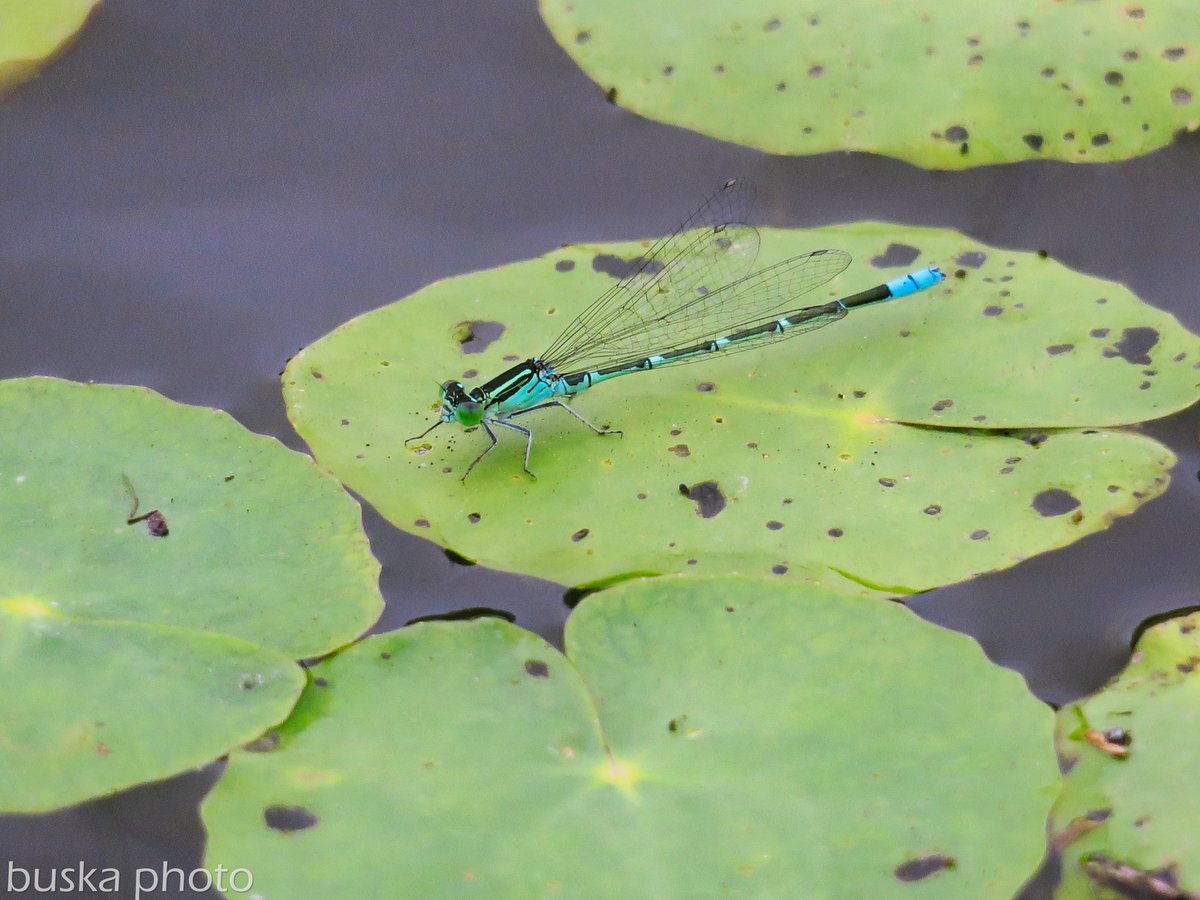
[{"x1": 409, "y1": 179, "x2": 944, "y2": 480}]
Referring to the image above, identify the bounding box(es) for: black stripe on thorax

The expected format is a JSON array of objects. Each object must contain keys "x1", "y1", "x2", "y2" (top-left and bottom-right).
[{"x1": 477, "y1": 359, "x2": 542, "y2": 404}]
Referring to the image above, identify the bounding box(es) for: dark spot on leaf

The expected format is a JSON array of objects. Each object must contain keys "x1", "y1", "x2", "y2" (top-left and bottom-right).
[
  {"x1": 1022, "y1": 133, "x2": 1046, "y2": 151},
  {"x1": 454, "y1": 320, "x2": 505, "y2": 354},
  {"x1": 669, "y1": 444, "x2": 691, "y2": 457},
  {"x1": 1163, "y1": 47, "x2": 1186, "y2": 60},
  {"x1": 683, "y1": 481, "x2": 726, "y2": 518},
  {"x1": 525, "y1": 660, "x2": 550, "y2": 678},
  {"x1": 467, "y1": 512, "x2": 482, "y2": 524},
  {"x1": 808, "y1": 65, "x2": 823, "y2": 77},
  {"x1": 310, "y1": 368, "x2": 324, "y2": 380},
  {"x1": 696, "y1": 382, "x2": 716, "y2": 392},
  {"x1": 1037, "y1": 249, "x2": 1049, "y2": 258},
  {"x1": 555, "y1": 259, "x2": 575, "y2": 272},
  {"x1": 1023, "y1": 433, "x2": 1047, "y2": 447},
  {"x1": 575, "y1": 30, "x2": 590, "y2": 44},
  {"x1": 380, "y1": 651, "x2": 391, "y2": 660},
  {"x1": 764, "y1": 17, "x2": 781, "y2": 31},
  {"x1": 1103, "y1": 327, "x2": 1159, "y2": 365},
  {"x1": 1033, "y1": 489, "x2": 1081, "y2": 516},
  {"x1": 827, "y1": 527, "x2": 844, "y2": 537},
  {"x1": 879, "y1": 478, "x2": 896, "y2": 487},
  {"x1": 970, "y1": 529, "x2": 989, "y2": 540},
  {"x1": 264, "y1": 806, "x2": 318, "y2": 832},
  {"x1": 924, "y1": 505, "x2": 942, "y2": 516},
  {"x1": 1041, "y1": 66, "x2": 1056, "y2": 77},
  {"x1": 766, "y1": 520, "x2": 784, "y2": 530},
  {"x1": 593, "y1": 254, "x2": 665, "y2": 280},
  {"x1": 931, "y1": 399, "x2": 954, "y2": 411},
  {"x1": 983, "y1": 306, "x2": 1004, "y2": 316},
  {"x1": 1104, "y1": 71, "x2": 1124, "y2": 86},
  {"x1": 312, "y1": 677, "x2": 329, "y2": 688},
  {"x1": 945, "y1": 125, "x2": 969, "y2": 142},
  {"x1": 1090, "y1": 327, "x2": 1110, "y2": 338},
  {"x1": 461, "y1": 369, "x2": 478, "y2": 379},
  {"x1": 663, "y1": 65, "x2": 675, "y2": 76},
  {"x1": 776, "y1": 81, "x2": 787, "y2": 91},
  {"x1": 243, "y1": 731, "x2": 280, "y2": 753},
  {"x1": 1091, "y1": 133, "x2": 1111, "y2": 146},
  {"x1": 1124, "y1": 49, "x2": 1139, "y2": 60},
  {"x1": 772, "y1": 564, "x2": 788, "y2": 575},
  {"x1": 895, "y1": 854, "x2": 956, "y2": 881},
  {"x1": 955, "y1": 251, "x2": 987, "y2": 268},
  {"x1": 571, "y1": 528, "x2": 590, "y2": 542},
  {"x1": 1046, "y1": 343, "x2": 1075, "y2": 355},
  {"x1": 414, "y1": 518, "x2": 430, "y2": 528},
  {"x1": 870, "y1": 243, "x2": 920, "y2": 268},
  {"x1": 1172, "y1": 87, "x2": 1193, "y2": 105},
  {"x1": 605, "y1": 86, "x2": 618, "y2": 103},
  {"x1": 241, "y1": 675, "x2": 260, "y2": 690}
]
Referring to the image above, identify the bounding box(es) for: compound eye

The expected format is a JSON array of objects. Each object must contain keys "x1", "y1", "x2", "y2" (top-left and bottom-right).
[
  {"x1": 454, "y1": 400, "x2": 484, "y2": 427},
  {"x1": 440, "y1": 380, "x2": 464, "y2": 397}
]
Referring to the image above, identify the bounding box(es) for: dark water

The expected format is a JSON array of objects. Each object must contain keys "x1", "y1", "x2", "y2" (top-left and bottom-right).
[{"x1": 2, "y1": 1, "x2": 1198, "y2": 896}]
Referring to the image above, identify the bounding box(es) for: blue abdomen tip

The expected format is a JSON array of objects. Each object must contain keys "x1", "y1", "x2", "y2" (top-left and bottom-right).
[{"x1": 886, "y1": 266, "x2": 945, "y2": 299}]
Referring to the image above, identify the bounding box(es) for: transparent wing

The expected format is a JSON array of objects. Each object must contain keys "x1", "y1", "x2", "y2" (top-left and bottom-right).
[
  {"x1": 542, "y1": 179, "x2": 762, "y2": 372},
  {"x1": 548, "y1": 245, "x2": 854, "y2": 375}
]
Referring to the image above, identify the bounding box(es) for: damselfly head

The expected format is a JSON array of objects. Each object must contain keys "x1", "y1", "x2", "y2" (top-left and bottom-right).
[{"x1": 439, "y1": 380, "x2": 484, "y2": 427}]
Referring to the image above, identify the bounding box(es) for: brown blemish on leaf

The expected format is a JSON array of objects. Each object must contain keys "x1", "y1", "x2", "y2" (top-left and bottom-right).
[
  {"x1": 264, "y1": 805, "x2": 319, "y2": 832},
  {"x1": 894, "y1": 853, "x2": 956, "y2": 881},
  {"x1": 682, "y1": 481, "x2": 726, "y2": 518},
  {"x1": 1033, "y1": 488, "x2": 1081, "y2": 517},
  {"x1": 525, "y1": 660, "x2": 550, "y2": 678}
]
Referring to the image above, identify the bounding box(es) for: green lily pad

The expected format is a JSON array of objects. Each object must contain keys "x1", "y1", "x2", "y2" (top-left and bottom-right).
[
  {"x1": 0, "y1": 0, "x2": 100, "y2": 97},
  {"x1": 0, "y1": 597, "x2": 304, "y2": 813},
  {"x1": 0, "y1": 377, "x2": 382, "y2": 658},
  {"x1": 1050, "y1": 611, "x2": 1200, "y2": 898},
  {"x1": 204, "y1": 576, "x2": 1058, "y2": 897},
  {"x1": 539, "y1": 0, "x2": 1200, "y2": 169},
  {"x1": 283, "y1": 224, "x2": 1194, "y2": 593}
]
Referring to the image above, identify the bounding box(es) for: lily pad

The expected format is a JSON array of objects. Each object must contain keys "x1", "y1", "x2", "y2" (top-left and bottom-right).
[
  {"x1": 539, "y1": 0, "x2": 1200, "y2": 169},
  {"x1": 0, "y1": 0, "x2": 100, "y2": 97},
  {"x1": 0, "y1": 377, "x2": 382, "y2": 658},
  {"x1": 1050, "y1": 611, "x2": 1200, "y2": 898},
  {"x1": 0, "y1": 597, "x2": 305, "y2": 813},
  {"x1": 204, "y1": 576, "x2": 1058, "y2": 897},
  {"x1": 283, "y1": 224, "x2": 1194, "y2": 593}
]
